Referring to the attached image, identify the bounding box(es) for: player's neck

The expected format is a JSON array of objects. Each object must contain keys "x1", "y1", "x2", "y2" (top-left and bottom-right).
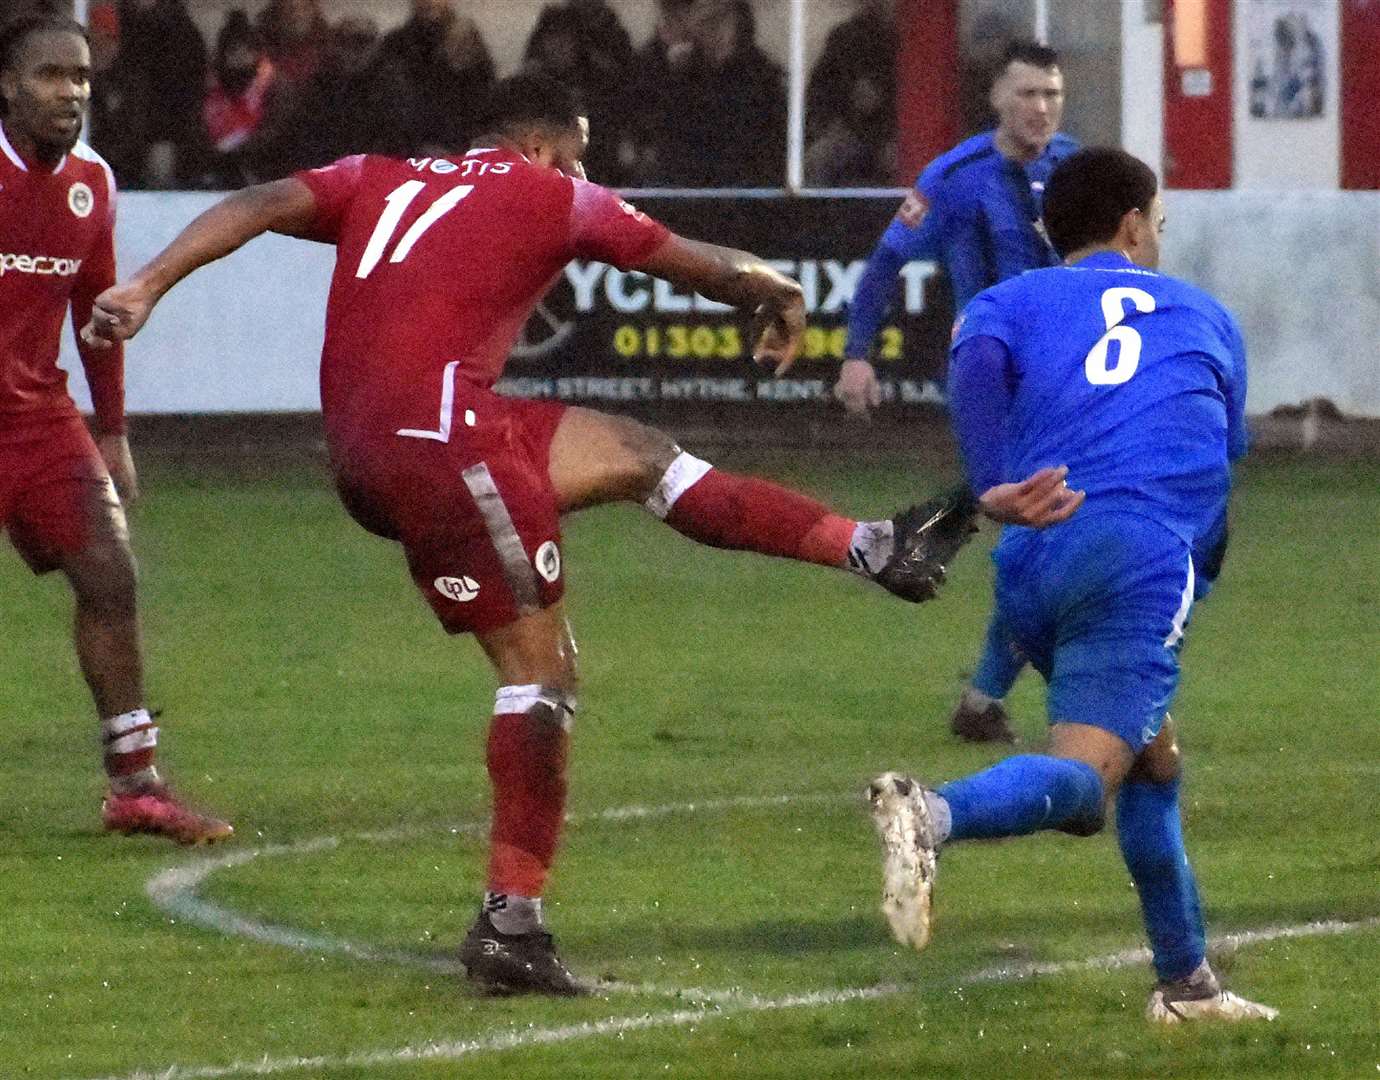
[
  {"x1": 0, "y1": 119, "x2": 66, "y2": 170},
  {"x1": 1062, "y1": 244, "x2": 1134, "y2": 267},
  {"x1": 993, "y1": 128, "x2": 1047, "y2": 165}
]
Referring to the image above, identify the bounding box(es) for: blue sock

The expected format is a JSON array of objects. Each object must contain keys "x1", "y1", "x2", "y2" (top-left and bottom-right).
[
  {"x1": 971, "y1": 613, "x2": 1025, "y2": 699},
  {"x1": 1116, "y1": 776, "x2": 1206, "y2": 982},
  {"x1": 938, "y1": 754, "x2": 1104, "y2": 842}
]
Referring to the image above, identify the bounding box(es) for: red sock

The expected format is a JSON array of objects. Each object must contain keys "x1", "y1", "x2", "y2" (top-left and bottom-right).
[
  {"x1": 486, "y1": 701, "x2": 570, "y2": 898},
  {"x1": 665, "y1": 468, "x2": 855, "y2": 567}
]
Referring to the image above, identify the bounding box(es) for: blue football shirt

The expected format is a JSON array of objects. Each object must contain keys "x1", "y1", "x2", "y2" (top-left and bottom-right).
[
  {"x1": 882, "y1": 130, "x2": 1080, "y2": 310},
  {"x1": 949, "y1": 251, "x2": 1249, "y2": 551}
]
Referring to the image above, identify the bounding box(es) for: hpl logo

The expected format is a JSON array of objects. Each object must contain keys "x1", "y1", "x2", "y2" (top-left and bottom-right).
[{"x1": 435, "y1": 575, "x2": 480, "y2": 602}]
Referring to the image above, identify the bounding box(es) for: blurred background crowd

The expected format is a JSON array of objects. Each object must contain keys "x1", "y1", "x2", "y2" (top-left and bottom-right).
[{"x1": 59, "y1": 0, "x2": 916, "y2": 190}]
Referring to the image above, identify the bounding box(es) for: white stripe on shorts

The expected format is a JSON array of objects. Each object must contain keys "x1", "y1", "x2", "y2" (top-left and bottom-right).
[
  {"x1": 1163, "y1": 555, "x2": 1195, "y2": 648},
  {"x1": 462, "y1": 462, "x2": 540, "y2": 615},
  {"x1": 643, "y1": 451, "x2": 713, "y2": 520}
]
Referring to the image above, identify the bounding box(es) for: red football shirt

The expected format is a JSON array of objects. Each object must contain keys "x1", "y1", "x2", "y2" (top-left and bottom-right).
[
  {"x1": 293, "y1": 149, "x2": 670, "y2": 449},
  {"x1": 0, "y1": 122, "x2": 124, "y2": 435}
]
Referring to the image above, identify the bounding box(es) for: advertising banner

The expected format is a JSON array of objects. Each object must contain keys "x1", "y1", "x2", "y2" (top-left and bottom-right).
[{"x1": 493, "y1": 196, "x2": 954, "y2": 411}]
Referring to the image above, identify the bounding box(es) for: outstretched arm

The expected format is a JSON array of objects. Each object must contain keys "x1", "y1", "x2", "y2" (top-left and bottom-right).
[
  {"x1": 638, "y1": 234, "x2": 805, "y2": 375},
  {"x1": 82, "y1": 178, "x2": 319, "y2": 347},
  {"x1": 949, "y1": 333, "x2": 1084, "y2": 528}
]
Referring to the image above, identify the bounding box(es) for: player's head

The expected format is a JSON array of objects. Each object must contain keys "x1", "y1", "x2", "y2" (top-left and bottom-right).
[
  {"x1": 1043, "y1": 147, "x2": 1164, "y2": 268},
  {"x1": 990, "y1": 40, "x2": 1063, "y2": 159},
  {"x1": 473, "y1": 73, "x2": 589, "y2": 179},
  {"x1": 0, "y1": 13, "x2": 90, "y2": 160}
]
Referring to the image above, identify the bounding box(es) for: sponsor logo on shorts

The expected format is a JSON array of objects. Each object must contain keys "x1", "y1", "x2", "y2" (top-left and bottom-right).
[
  {"x1": 535, "y1": 540, "x2": 561, "y2": 584},
  {"x1": 68, "y1": 181, "x2": 94, "y2": 218},
  {"x1": 0, "y1": 252, "x2": 83, "y2": 277},
  {"x1": 435, "y1": 575, "x2": 481, "y2": 602}
]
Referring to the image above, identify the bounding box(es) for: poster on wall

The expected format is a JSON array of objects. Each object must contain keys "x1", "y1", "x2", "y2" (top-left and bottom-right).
[{"x1": 1246, "y1": 0, "x2": 1329, "y2": 119}]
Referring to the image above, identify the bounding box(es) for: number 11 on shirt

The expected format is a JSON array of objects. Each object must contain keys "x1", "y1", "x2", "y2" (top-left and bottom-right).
[{"x1": 356, "y1": 182, "x2": 474, "y2": 279}]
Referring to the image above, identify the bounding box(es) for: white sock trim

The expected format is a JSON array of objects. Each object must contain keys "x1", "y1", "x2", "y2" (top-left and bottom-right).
[
  {"x1": 494, "y1": 684, "x2": 578, "y2": 727},
  {"x1": 643, "y1": 451, "x2": 713, "y2": 520},
  {"x1": 107, "y1": 728, "x2": 158, "y2": 755},
  {"x1": 102, "y1": 708, "x2": 153, "y2": 738}
]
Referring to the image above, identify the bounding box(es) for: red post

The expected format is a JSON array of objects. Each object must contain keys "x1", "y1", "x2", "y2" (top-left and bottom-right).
[
  {"x1": 1341, "y1": 0, "x2": 1380, "y2": 189},
  {"x1": 894, "y1": 0, "x2": 960, "y2": 185},
  {"x1": 1162, "y1": 0, "x2": 1234, "y2": 188}
]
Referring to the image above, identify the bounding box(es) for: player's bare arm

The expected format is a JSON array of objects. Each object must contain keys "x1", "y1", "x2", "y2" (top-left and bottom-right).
[
  {"x1": 639, "y1": 234, "x2": 805, "y2": 375},
  {"x1": 83, "y1": 178, "x2": 319, "y2": 347},
  {"x1": 96, "y1": 433, "x2": 139, "y2": 502}
]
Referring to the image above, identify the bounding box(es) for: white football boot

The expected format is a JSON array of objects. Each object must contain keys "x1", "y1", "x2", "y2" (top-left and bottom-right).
[
  {"x1": 867, "y1": 772, "x2": 940, "y2": 951},
  {"x1": 1146, "y1": 961, "x2": 1279, "y2": 1023}
]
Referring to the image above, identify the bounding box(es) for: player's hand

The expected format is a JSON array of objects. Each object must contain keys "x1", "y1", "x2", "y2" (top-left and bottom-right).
[
  {"x1": 834, "y1": 359, "x2": 882, "y2": 417},
  {"x1": 81, "y1": 280, "x2": 156, "y2": 348},
  {"x1": 97, "y1": 433, "x2": 139, "y2": 503},
  {"x1": 750, "y1": 295, "x2": 805, "y2": 376},
  {"x1": 979, "y1": 466, "x2": 1084, "y2": 528}
]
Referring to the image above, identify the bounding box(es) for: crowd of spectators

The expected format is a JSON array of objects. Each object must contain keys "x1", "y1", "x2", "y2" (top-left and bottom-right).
[{"x1": 41, "y1": 0, "x2": 900, "y2": 189}]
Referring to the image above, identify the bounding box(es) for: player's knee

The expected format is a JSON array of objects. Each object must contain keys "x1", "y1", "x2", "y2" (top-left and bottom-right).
[
  {"x1": 491, "y1": 684, "x2": 576, "y2": 744},
  {"x1": 614, "y1": 419, "x2": 684, "y2": 500},
  {"x1": 526, "y1": 685, "x2": 577, "y2": 732},
  {"x1": 1056, "y1": 807, "x2": 1107, "y2": 837},
  {"x1": 1053, "y1": 756, "x2": 1108, "y2": 837},
  {"x1": 1130, "y1": 719, "x2": 1182, "y2": 785}
]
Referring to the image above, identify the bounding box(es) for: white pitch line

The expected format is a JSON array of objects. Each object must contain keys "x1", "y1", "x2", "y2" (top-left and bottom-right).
[
  {"x1": 80, "y1": 916, "x2": 1380, "y2": 1080},
  {"x1": 146, "y1": 792, "x2": 851, "y2": 986}
]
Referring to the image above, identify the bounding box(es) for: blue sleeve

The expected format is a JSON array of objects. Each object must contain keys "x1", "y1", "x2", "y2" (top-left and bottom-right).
[
  {"x1": 879, "y1": 166, "x2": 946, "y2": 262},
  {"x1": 947, "y1": 333, "x2": 1016, "y2": 496},
  {"x1": 847, "y1": 167, "x2": 951, "y2": 358},
  {"x1": 844, "y1": 240, "x2": 905, "y2": 359},
  {"x1": 1224, "y1": 316, "x2": 1249, "y2": 463}
]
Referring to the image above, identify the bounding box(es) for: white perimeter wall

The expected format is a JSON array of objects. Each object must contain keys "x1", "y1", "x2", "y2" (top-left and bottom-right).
[{"x1": 59, "y1": 189, "x2": 1380, "y2": 418}]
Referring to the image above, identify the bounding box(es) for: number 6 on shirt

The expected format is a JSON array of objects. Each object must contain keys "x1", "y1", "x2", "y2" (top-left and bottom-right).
[
  {"x1": 356, "y1": 181, "x2": 475, "y2": 279},
  {"x1": 1085, "y1": 286, "x2": 1156, "y2": 386}
]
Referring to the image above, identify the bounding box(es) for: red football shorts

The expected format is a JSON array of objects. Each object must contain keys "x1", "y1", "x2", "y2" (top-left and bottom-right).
[
  {"x1": 0, "y1": 415, "x2": 119, "y2": 574},
  {"x1": 332, "y1": 386, "x2": 569, "y2": 635}
]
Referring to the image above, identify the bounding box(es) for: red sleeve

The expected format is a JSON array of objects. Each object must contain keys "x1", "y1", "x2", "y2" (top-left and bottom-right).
[
  {"x1": 291, "y1": 154, "x2": 367, "y2": 244},
  {"x1": 567, "y1": 177, "x2": 670, "y2": 270},
  {"x1": 72, "y1": 194, "x2": 125, "y2": 435}
]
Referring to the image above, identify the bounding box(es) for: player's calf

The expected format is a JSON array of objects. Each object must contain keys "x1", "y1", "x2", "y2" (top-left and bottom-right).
[{"x1": 641, "y1": 450, "x2": 975, "y2": 602}]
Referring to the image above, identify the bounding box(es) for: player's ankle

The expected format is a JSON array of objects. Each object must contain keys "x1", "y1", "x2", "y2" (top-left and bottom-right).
[
  {"x1": 107, "y1": 764, "x2": 163, "y2": 796},
  {"x1": 846, "y1": 519, "x2": 894, "y2": 576},
  {"x1": 484, "y1": 891, "x2": 544, "y2": 935}
]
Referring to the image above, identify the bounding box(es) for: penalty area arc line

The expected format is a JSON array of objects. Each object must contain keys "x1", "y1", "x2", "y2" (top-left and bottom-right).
[{"x1": 80, "y1": 916, "x2": 1380, "y2": 1080}]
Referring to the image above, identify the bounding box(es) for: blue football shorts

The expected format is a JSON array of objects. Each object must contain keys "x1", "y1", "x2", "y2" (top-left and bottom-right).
[{"x1": 991, "y1": 511, "x2": 1196, "y2": 753}]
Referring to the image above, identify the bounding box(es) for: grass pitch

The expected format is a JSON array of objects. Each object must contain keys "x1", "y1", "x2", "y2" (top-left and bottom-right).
[{"x1": 1, "y1": 449, "x2": 1376, "y2": 1079}]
